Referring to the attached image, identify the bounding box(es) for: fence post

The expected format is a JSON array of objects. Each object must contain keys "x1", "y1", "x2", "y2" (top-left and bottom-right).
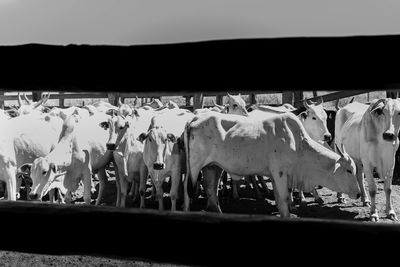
[
  {"x1": 293, "y1": 91, "x2": 304, "y2": 108},
  {"x1": 216, "y1": 95, "x2": 223, "y2": 105},
  {"x1": 107, "y1": 93, "x2": 120, "y2": 106},
  {"x1": 193, "y1": 93, "x2": 204, "y2": 110},
  {"x1": 250, "y1": 93, "x2": 257, "y2": 105},
  {"x1": 386, "y1": 90, "x2": 399, "y2": 99},
  {"x1": 282, "y1": 92, "x2": 293, "y2": 105},
  {"x1": 0, "y1": 90, "x2": 4, "y2": 108},
  {"x1": 59, "y1": 92, "x2": 65, "y2": 107},
  {"x1": 185, "y1": 96, "x2": 191, "y2": 106},
  {"x1": 32, "y1": 91, "x2": 43, "y2": 102}
]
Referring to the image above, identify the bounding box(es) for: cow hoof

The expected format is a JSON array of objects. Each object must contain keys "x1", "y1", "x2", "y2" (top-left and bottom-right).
[
  {"x1": 315, "y1": 198, "x2": 324, "y2": 204},
  {"x1": 370, "y1": 214, "x2": 379, "y2": 222},
  {"x1": 337, "y1": 197, "x2": 346, "y2": 204},
  {"x1": 387, "y1": 212, "x2": 398, "y2": 221}
]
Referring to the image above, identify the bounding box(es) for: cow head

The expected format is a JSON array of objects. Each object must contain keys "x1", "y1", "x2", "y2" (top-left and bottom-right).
[
  {"x1": 118, "y1": 97, "x2": 133, "y2": 117},
  {"x1": 300, "y1": 98, "x2": 331, "y2": 143},
  {"x1": 225, "y1": 93, "x2": 249, "y2": 116},
  {"x1": 140, "y1": 126, "x2": 179, "y2": 171},
  {"x1": 363, "y1": 98, "x2": 400, "y2": 144},
  {"x1": 101, "y1": 113, "x2": 130, "y2": 151},
  {"x1": 167, "y1": 100, "x2": 179, "y2": 109},
  {"x1": 29, "y1": 157, "x2": 66, "y2": 201},
  {"x1": 144, "y1": 99, "x2": 163, "y2": 109},
  {"x1": 17, "y1": 92, "x2": 50, "y2": 116}
]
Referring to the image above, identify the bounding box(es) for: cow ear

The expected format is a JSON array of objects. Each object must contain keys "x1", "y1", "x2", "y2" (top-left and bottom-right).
[
  {"x1": 167, "y1": 133, "x2": 176, "y2": 142},
  {"x1": 137, "y1": 133, "x2": 148, "y2": 143},
  {"x1": 299, "y1": 111, "x2": 307, "y2": 121},
  {"x1": 18, "y1": 163, "x2": 33, "y2": 174},
  {"x1": 99, "y1": 121, "x2": 109, "y2": 130}
]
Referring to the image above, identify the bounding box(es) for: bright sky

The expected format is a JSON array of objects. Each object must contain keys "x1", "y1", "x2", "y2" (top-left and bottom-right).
[{"x1": 0, "y1": 0, "x2": 400, "y2": 45}]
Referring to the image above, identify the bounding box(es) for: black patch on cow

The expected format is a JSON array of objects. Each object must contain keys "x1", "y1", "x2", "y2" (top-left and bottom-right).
[
  {"x1": 137, "y1": 133, "x2": 148, "y2": 143},
  {"x1": 99, "y1": 121, "x2": 109, "y2": 130}
]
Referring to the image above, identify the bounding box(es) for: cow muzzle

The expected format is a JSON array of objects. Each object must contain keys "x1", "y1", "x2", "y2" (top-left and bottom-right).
[
  {"x1": 323, "y1": 133, "x2": 332, "y2": 142},
  {"x1": 383, "y1": 132, "x2": 395, "y2": 141},
  {"x1": 153, "y1": 162, "x2": 165, "y2": 170},
  {"x1": 106, "y1": 143, "x2": 117, "y2": 151}
]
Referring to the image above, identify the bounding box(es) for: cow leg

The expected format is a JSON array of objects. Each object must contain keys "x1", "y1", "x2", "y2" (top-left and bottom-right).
[
  {"x1": 119, "y1": 176, "x2": 129, "y2": 208},
  {"x1": 183, "y1": 173, "x2": 191, "y2": 212},
  {"x1": 64, "y1": 190, "x2": 72, "y2": 204},
  {"x1": 139, "y1": 165, "x2": 148, "y2": 209},
  {"x1": 257, "y1": 175, "x2": 270, "y2": 196},
  {"x1": 298, "y1": 190, "x2": 307, "y2": 207},
  {"x1": 311, "y1": 187, "x2": 324, "y2": 204},
  {"x1": 57, "y1": 189, "x2": 65, "y2": 204},
  {"x1": 114, "y1": 170, "x2": 121, "y2": 207},
  {"x1": 231, "y1": 175, "x2": 242, "y2": 200},
  {"x1": 49, "y1": 189, "x2": 55, "y2": 203},
  {"x1": 5, "y1": 167, "x2": 17, "y2": 201},
  {"x1": 383, "y1": 170, "x2": 397, "y2": 221},
  {"x1": 83, "y1": 169, "x2": 92, "y2": 205},
  {"x1": 16, "y1": 176, "x2": 22, "y2": 200},
  {"x1": 170, "y1": 168, "x2": 181, "y2": 212},
  {"x1": 203, "y1": 166, "x2": 222, "y2": 213},
  {"x1": 95, "y1": 168, "x2": 107, "y2": 205},
  {"x1": 288, "y1": 188, "x2": 296, "y2": 212},
  {"x1": 363, "y1": 164, "x2": 379, "y2": 222},
  {"x1": 356, "y1": 162, "x2": 370, "y2": 207},
  {"x1": 249, "y1": 175, "x2": 264, "y2": 201},
  {"x1": 270, "y1": 171, "x2": 290, "y2": 218},
  {"x1": 155, "y1": 182, "x2": 164, "y2": 211}
]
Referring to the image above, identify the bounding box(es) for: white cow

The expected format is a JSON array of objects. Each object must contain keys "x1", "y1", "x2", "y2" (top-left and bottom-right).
[
  {"x1": 183, "y1": 111, "x2": 361, "y2": 216},
  {"x1": 16, "y1": 92, "x2": 50, "y2": 116},
  {"x1": 102, "y1": 108, "x2": 155, "y2": 208},
  {"x1": 29, "y1": 113, "x2": 113, "y2": 205},
  {"x1": 335, "y1": 99, "x2": 400, "y2": 221},
  {"x1": 138, "y1": 109, "x2": 194, "y2": 211},
  {"x1": 0, "y1": 113, "x2": 64, "y2": 201}
]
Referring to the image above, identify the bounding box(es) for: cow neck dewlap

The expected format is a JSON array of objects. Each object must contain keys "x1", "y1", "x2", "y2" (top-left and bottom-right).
[{"x1": 291, "y1": 138, "x2": 339, "y2": 191}]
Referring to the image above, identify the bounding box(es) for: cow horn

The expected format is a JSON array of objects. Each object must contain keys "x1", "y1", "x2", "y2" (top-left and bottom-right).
[
  {"x1": 42, "y1": 92, "x2": 50, "y2": 105},
  {"x1": 341, "y1": 144, "x2": 348, "y2": 156},
  {"x1": 335, "y1": 144, "x2": 345, "y2": 158},
  {"x1": 316, "y1": 96, "x2": 323, "y2": 105},
  {"x1": 227, "y1": 93, "x2": 233, "y2": 98},
  {"x1": 349, "y1": 97, "x2": 355, "y2": 104},
  {"x1": 335, "y1": 99, "x2": 340, "y2": 111},
  {"x1": 370, "y1": 99, "x2": 386, "y2": 113},
  {"x1": 23, "y1": 93, "x2": 32, "y2": 105},
  {"x1": 33, "y1": 97, "x2": 45, "y2": 109},
  {"x1": 118, "y1": 97, "x2": 123, "y2": 107},
  {"x1": 17, "y1": 93, "x2": 23, "y2": 107},
  {"x1": 303, "y1": 99, "x2": 310, "y2": 109}
]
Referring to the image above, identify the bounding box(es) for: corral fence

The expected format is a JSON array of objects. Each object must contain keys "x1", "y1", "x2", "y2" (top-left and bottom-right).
[{"x1": 1, "y1": 89, "x2": 399, "y2": 110}]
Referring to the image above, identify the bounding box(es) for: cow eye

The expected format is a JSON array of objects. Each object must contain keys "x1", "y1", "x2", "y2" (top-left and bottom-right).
[
  {"x1": 346, "y1": 170, "x2": 352, "y2": 174},
  {"x1": 233, "y1": 104, "x2": 238, "y2": 108},
  {"x1": 312, "y1": 117, "x2": 316, "y2": 120},
  {"x1": 375, "y1": 109, "x2": 383, "y2": 115},
  {"x1": 119, "y1": 126, "x2": 125, "y2": 130},
  {"x1": 42, "y1": 171, "x2": 47, "y2": 175}
]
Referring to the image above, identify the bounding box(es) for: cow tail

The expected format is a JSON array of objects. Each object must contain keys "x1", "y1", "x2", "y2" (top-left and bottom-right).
[{"x1": 184, "y1": 120, "x2": 194, "y2": 198}]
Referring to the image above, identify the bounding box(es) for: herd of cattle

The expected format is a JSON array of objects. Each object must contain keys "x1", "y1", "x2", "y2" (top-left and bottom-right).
[{"x1": 1, "y1": 92, "x2": 400, "y2": 222}]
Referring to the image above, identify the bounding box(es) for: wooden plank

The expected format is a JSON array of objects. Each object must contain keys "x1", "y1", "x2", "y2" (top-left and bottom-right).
[
  {"x1": 0, "y1": 201, "x2": 399, "y2": 266},
  {"x1": 107, "y1": 93, "x2": 120, "y2": 106},
  {"x1": 294, "y1": 89, "x2": 374, "y2": 106},
  {"x1": 32, "y1": 91, "x2": 42, "y2": 102},
  {"x1": 193, "y1": 93, "x2": 204, "y2": 109}
]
